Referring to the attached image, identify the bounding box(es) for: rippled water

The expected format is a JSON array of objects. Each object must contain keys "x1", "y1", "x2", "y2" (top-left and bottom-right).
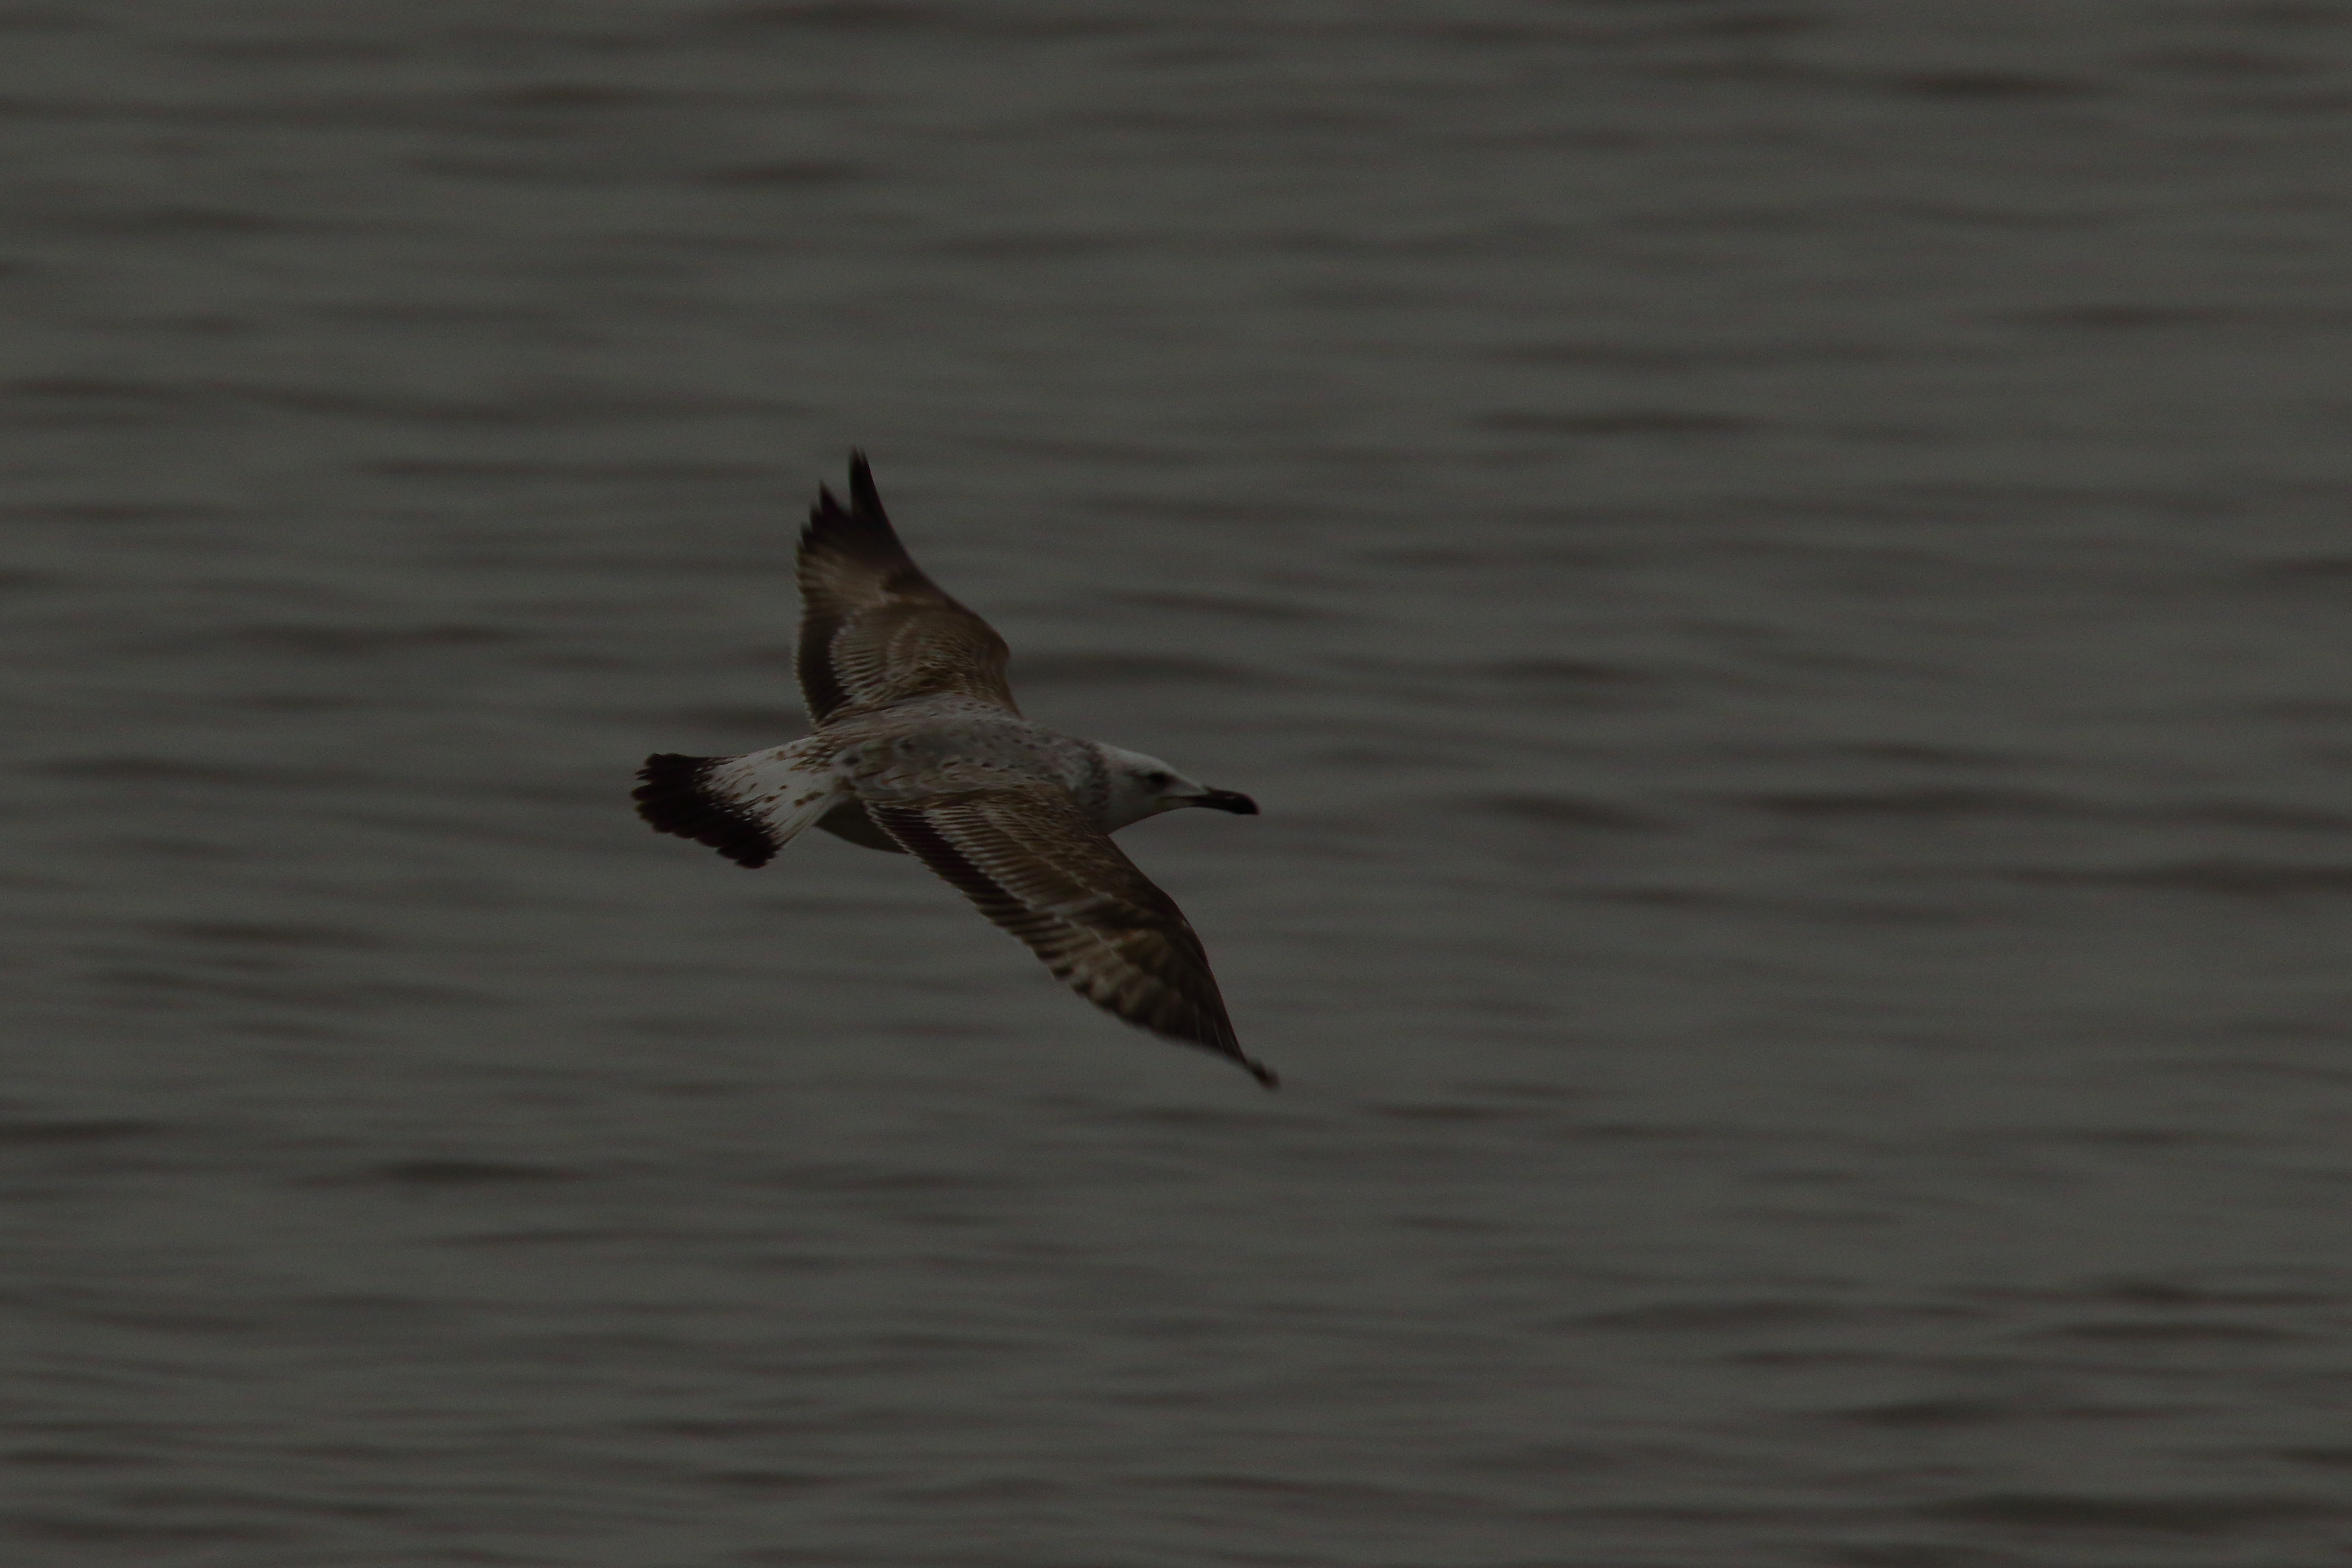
[{"x1": 8, "y1": 2, "x2": 2352, "y2": 1563}]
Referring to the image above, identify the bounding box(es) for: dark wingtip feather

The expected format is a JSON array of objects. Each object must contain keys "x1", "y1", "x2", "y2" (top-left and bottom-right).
[
  {"x1": 633, "y1": 753, "x2": 775, "y2": 869},
  {"x1": 1205, "y1": 1021, "x2": 1279, "y2": 1088},
  {"x1": 848, "y1": 451, "x2": 883, "y2": 516}
]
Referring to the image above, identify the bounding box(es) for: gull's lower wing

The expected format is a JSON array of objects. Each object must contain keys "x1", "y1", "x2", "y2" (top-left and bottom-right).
[
  {"x1": 797, "y1": 454, "x2": 1019, "y2": 724},
  {"x1": 867, "y1": 783, "x2": 1276, "y2": 1087}
]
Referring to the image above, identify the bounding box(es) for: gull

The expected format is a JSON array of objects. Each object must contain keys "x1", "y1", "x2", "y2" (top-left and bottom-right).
[{"x1": 634, "y1": 454, "x2": 1275, "y2": 1087}]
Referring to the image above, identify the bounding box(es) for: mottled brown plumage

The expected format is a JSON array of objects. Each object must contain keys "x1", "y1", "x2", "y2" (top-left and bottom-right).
[
  {"x1": 796, "y1": 455, "x2": 1019, "y2": 724},
  {"x1": 869, "y1": 784, "x2": 1270, "y2": 1086},
  {"x1": 638, "y1": 454, "x2": 1272, "y2": 1087}
]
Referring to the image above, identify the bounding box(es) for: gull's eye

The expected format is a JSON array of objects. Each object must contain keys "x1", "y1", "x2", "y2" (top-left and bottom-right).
[{"x1": 1145, "y1": 771, "x2": 1171, "y2": 788}]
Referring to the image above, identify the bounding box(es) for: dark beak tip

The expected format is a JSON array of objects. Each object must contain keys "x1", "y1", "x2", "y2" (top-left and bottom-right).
[{"x1": 1200, "y1": 790, "x2": 1258, "y2": 815}]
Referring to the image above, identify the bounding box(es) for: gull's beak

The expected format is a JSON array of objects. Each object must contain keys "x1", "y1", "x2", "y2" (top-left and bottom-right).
[{"x1": 1191, "y1": 789, "x2": 1258, "y2": 815}]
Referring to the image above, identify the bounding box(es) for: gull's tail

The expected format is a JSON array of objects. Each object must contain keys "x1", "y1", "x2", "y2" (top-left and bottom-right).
[{"x1": 634, "y1": 741, "x2": 842, "y2": 869}]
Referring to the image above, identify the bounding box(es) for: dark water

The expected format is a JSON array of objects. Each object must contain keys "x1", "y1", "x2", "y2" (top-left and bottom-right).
[{"x1": 8, "y1": 2, "x2": 2352, "y2": 1563}]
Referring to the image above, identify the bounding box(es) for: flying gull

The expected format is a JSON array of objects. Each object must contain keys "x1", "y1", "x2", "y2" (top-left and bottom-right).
[{"x1": 634, "y1": 454, "x2": 1275, "y2": 1087}]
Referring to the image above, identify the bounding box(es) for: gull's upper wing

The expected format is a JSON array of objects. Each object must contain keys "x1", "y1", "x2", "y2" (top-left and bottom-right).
[
  {"x1": 867, "y1": 783, "x2": 1275, "y2": 1087},
  {"x1": 797, "y1": 454, "x2": 1018, "y2": 725}
]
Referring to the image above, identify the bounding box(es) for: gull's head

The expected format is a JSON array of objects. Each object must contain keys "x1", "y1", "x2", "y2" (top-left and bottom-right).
[{"x1": 1097, "y1": 745, "x2": 1258, "y2": 830}]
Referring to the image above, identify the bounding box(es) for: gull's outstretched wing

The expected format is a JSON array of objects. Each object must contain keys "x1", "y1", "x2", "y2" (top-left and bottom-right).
[
  {"x1": 797, "y1": 454, "x2": 1018, "y2": 725},
  {"x1": 867, "y1": 783, "x2": 1276, "y2": 1087}
]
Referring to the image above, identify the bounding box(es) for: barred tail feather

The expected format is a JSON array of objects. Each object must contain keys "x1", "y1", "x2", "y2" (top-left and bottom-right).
[
  {"x1": 634, "y1": 754, "x2": 775, "y2": 867},
  {"x1": 634, "y1": 743, "x2": 843, "y2": 869}
]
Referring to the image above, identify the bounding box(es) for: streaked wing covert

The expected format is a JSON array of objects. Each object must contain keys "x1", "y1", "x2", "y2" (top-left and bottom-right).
[
  {"x1": 796, "y1": 453, "x2": 1019, "y2": 724},
  {"x1": 867, "y1": 783, "x2": 1275, "y2": 1086}
]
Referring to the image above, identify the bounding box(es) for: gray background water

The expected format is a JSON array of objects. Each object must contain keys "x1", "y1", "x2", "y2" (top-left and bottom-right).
[{"x1": 7, "y1": 2, "x2": 2352, "y2": 1563}]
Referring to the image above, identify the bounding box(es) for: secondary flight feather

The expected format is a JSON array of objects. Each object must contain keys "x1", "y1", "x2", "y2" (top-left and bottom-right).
[{"x1": 634, "y1": 454, "x2": 1274, "y2": 1087}]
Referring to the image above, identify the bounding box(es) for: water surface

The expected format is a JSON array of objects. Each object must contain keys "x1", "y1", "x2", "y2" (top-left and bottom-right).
[{"x1": 7, "y1": 3, "x2": 2352, "y2": 1563}]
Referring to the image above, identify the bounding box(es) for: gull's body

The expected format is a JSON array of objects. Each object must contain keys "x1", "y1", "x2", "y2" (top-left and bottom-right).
[{"x1": 634, "y1": 455, "x2": 1274, "y2": 1087}]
